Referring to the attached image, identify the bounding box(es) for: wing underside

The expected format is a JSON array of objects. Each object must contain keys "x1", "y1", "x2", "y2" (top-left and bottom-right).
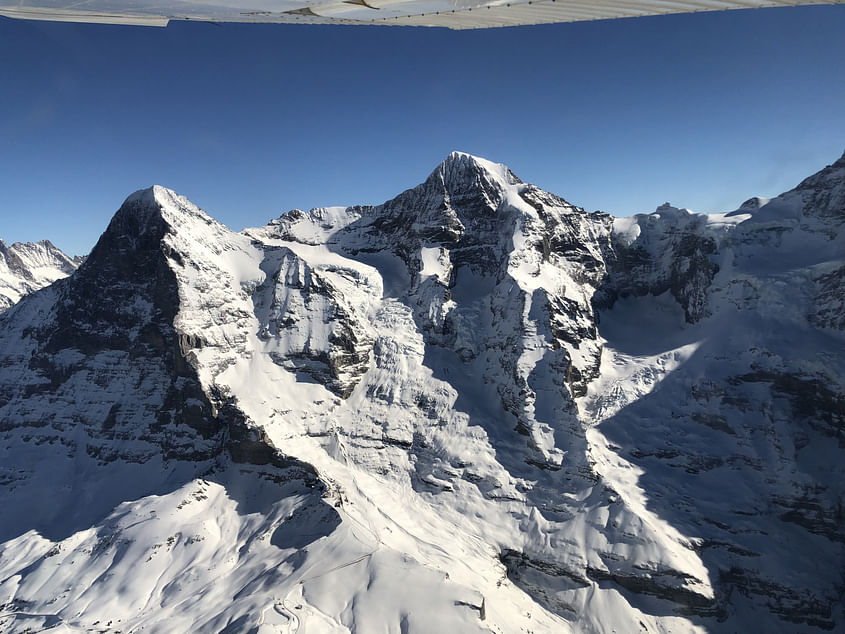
[{"x1": 0, "y1": 0, "x2": 840, "y2": 29}]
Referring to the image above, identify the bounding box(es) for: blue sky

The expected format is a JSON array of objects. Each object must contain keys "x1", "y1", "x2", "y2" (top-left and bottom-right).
[{"x1": 1, "y1": 6, "x2": 844, "y2": 256}]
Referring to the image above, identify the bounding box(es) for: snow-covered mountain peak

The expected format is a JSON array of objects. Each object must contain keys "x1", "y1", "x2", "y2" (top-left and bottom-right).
[
  {"x1": 435, "y1": 150, "x2": 523, "y2": 189},
  {"x1": 259, "y1": 153, "x2": 585, "y2": 256},
  {"x1": 117, "y1": 185, "x2": 218, "y2": 231},
  {"x1": 356, "y1": 153, "x2": 590, "y2": 250},
  {"x1": 0, "y1": 237, "x2": 80, "y2": 312},
  {"x1": 85, "y1": 184, "x2": 248, "y2": 286},
  {"x1": 416, "y1": 151, "x2": 527, "y2": 218},
  {"x1": 0, "y1": 238, "x2": 73, "y2": 265},
  {"x1": 123, "y1": 184, "x2": 162, "y2": 205},
  {"x1": 651, "y1": 202, "x2": 698, "y2": 221},
  {"x1": 124, "y1": 184, "x2": 195, "y2": 206}
]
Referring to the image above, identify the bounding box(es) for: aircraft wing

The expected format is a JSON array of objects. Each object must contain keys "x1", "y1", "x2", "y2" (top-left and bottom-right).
[{"x1": 0, "y1": 0, "x2": 840, "y2": 29}]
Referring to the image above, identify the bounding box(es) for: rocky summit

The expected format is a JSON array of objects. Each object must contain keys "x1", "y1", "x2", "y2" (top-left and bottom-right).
[{"x1": 0, "y1": 151, "x2": 843, "y2": 633}]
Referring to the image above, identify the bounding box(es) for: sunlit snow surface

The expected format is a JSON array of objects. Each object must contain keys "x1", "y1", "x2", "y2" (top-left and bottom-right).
[{"x1": 1, "y1": 153, "x2": 844, "y2": 632}]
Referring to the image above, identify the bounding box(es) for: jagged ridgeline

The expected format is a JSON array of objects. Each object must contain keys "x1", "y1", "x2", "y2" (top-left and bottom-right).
[
  {"x1": 0, "y1": 239, "x2": 82, "y2": 312},
  {"x1": 0, "y1": 152, "x2": 843, "y2": 633}
]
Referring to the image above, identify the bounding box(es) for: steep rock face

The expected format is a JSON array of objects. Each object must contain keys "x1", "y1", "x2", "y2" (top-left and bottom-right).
[
  {"x1": 792, "y1": 151, "x2": 845, "y2": 330},
  {"x1": 600, "y1": 205, "x2": 721, "y2": 323},
  {"x1": 0, "y1": 188, "x2": 293, "y2": 467},
  {"x1": 0, "y1": 189, "x2": 332, "y2": 633},
  {"x1": 812, "y1": 263, "x2": 845, "y2": 330},
  {"x1": 0, "y1": 238, "x2": 80, "y2": 312},
  {"x1": 254, "y1": 245, "x2": 375, "y2": 397},
  {"x1": 584, "y1": 151, "x2": 845, "y2": 631},
  {"x1": 0, "y1": 192, "x2": 220, "y2": 468},
  {"x1": 794, "y1": 149, "x2": 845, "y2": 222}
]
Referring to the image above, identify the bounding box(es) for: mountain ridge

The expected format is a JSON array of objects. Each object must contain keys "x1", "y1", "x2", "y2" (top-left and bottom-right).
[{"x1": 0, "y1": 238, "x2": 81, "y2": 312}]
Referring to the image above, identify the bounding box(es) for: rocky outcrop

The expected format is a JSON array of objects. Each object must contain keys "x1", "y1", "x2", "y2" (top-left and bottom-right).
[
  {"x1": 598, "y1": 205, "x2": 721, "y2": 323},
  {"x1": 794, "y1": 150, "x2": 845, "y2": 222},
  {"x1": 811, "y1": 263, "x2": 845, "y2": 330},
  {"x1": 255, "y1": 246, "x2": 373, "y2": 398}
]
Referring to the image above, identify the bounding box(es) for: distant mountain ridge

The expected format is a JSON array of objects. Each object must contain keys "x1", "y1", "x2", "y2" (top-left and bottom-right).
[
  {"x1": 0, "y1": 238, "x2": 81, "y2": 312},
  {"x1": 0, "y1": 151, "x2": 842, "y2": 633}
]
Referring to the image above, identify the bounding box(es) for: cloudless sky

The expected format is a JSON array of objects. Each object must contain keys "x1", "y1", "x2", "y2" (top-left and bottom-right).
[{"x1": 1, "y1": 6, "x2": 844, "y2": 256}]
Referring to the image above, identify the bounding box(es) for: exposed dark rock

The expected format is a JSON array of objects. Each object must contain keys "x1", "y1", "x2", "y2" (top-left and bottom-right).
[
  {"x1": 734, "y1": 369, "x2": 845, "y2": 443},
  {"x1": 586, "y1": 565, "x2": 717, "y2": 612},
  {"x1": 811, "y1": 264, "x2": 845, "y2": 330},
  {"x1": 600, "y1": 212, "x2": 720, "y2": 323},
  {"x1": 719, "y1": 567, "x2": 840, "y2": 630}
]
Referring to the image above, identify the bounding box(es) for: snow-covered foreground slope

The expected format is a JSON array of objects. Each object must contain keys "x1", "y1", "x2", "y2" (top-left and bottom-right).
[
  {"x1": 1, "y1": 152, "x2": 843, "y2": 632},
  {"x1": 0, "y1": 239, "x2": 81, "y2": 311}
]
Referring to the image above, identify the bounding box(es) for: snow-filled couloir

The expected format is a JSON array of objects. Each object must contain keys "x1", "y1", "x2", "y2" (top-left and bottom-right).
[{"x1": 1, "y1": 151, "x2": 843, "y2": 632}]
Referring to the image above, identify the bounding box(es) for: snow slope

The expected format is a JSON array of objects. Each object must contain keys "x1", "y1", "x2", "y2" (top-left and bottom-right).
[{"x1": 1, "y1": 151, "x2": 843, "y2": 633}]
